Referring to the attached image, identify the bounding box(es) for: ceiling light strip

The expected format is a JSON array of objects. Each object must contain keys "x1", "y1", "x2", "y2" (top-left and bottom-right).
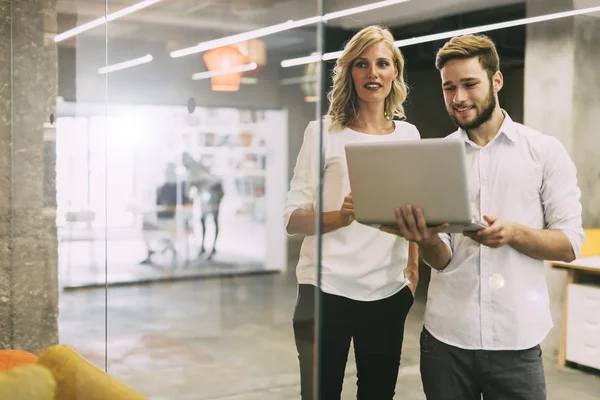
[
  {"x1": 281, "y1": 5, "x2": 600, "y2": 68},
  {"x1": 170, "y1": 0, "x2": 410, "y2": 59},
  {"x1": 98, "y1": 54, "x2": 153, "y2": 74},
  {"x1": 172, "y1": 17, "x2": 321, "y2": 58},
  {"x1": 54, "y1": 0, "x2": 163, "y2": 42},
  {"x1": 280, "y1": 53, "x2": 323, "y2": 68},
  {"x1": 393, "y1": 5, "x2": 600, "y2": 48},
  {"x1": 191, "y1": 62, "x2": 258, "y2": 81},
  {"x1": 322, "y1": 0, "x2": 410, "y2": 21}
]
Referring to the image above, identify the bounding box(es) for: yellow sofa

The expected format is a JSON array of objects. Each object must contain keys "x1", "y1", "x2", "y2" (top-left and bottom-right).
[
  {"x1": 0, "y1": 346, "x2": 147, "y2": 400},
  {"x1": 581, "y1": 228, "x2": 600, "y2": 257},
  {"x1": 0, "y1": 364, "x2": 56, "y2": 400}
]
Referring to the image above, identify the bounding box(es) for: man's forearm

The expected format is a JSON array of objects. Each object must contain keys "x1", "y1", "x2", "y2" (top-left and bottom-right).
[
  {"x1": 287, "y1": 209, "x2": 345, "y2": 236},
  {"x1": 419, "y1": 236, "x2": 452, "y2": 270},
  {"x1": 510, "y1": 225, "x2": 576, "y2": 262},
  {"x1": 405, "y1": 242, "x2": 420, "y2": 289}
]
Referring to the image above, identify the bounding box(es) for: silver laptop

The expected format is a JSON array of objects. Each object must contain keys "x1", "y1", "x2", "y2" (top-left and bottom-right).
[{"x1": 344, "y1": 138, "x2": 487, "y2": 233}]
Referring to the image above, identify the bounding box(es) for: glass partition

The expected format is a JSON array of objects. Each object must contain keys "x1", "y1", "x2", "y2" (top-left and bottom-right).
[
  {"x1": 5, "y1": 1, "x2": 600, "y2": 399},
  {"x1": 103, "y1": 0, "x2": 324, "y2": 398}
]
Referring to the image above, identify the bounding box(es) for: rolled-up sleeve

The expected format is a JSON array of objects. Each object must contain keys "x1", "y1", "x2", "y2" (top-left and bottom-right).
[
  {"x1": 283, "y1": 122, "x2": 320, "y2": 236},
  {"x1": 541, "y1": 137, "x2": 585, "y2": 258},
  {"x1": 438, "y1": 233, "x2": 453, "y2": 255},
  {"x1": 420, "y1": 232, "x2": 453, "y2": 270}
]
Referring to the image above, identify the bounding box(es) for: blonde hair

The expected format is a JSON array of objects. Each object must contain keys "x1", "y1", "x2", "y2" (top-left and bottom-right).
[
  {"x1": 327, "y1": 25, "x2": 408, "y2": 132},
  {"x1": 435, "y1": 34, "x2": 500, "y2": 78}
]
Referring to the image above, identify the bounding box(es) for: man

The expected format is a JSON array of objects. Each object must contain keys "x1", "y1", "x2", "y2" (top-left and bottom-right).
[
  {"x1": 181, "y1": 152, "x2": 224, "y2": 260},
  {"x1": 140, "y1": 162, "x2": 192, "y2": 265},
  {"x1": 382, "y1": 34, "x2": 585, "y2": 399}
]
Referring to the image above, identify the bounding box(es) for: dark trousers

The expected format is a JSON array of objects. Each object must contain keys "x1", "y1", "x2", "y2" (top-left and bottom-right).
[
  {"x1": 293, "y1": 284, "x2": 414, "y2": 400},
  {"x1": 420, "y1": 328, "x2": 547, "y2": 400}
]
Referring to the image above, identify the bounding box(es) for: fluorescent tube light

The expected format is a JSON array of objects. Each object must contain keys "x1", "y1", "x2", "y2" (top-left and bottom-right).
[
  {"x1": 98, "y1": 54, "x2": 153, "y2": 74},
  {"x1": 54, "y1": 18, "x2": 106, "y2": 42},
  {"x1": 281, "y1": 53, "x2": 323, "y2": 68},
  {"x1": 281, "y1": 5, "x2": 600, "y2": 67},
  {"x1": 392, "y1": 5, "x2": 600, "y2": 48},
  {"x1": 55, "y1": 0, "x2": 163, "y2": 42},
  {"x1": 172, "y1": 18, "x2": 320, "y2": 58},
  {"x1": 322, "y1": 51, "x2": 342, "y2": 61},
  {"x1": 170, "y1": 0, "x2": 410, "y2": 59},
  {"x1": 322, "y1": 0, "x2": 410, "y2": 21},
  {"x1": 191, "y1": 62, "x2": 258, "y2": 81}
]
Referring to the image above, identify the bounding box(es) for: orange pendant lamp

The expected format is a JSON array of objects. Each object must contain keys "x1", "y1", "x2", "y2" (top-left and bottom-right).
[{"x1": 203, "y1": 45, "x2": 246, "y2": 91}]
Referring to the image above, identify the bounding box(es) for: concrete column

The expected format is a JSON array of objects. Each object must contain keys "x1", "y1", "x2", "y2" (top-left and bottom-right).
[
  {"x1": 524, "y1": 0, "x2": 600, "y2": 356},
  {"x1": 0, "y1": 0, "x2": 59, "y2": 352}
]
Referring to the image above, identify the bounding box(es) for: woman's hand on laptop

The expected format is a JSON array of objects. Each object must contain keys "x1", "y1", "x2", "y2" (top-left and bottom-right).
[
  {"x1": 380, "y1": 204, "x2": 448, "y2": 245},
  {"x1": 339, "y1": 193, "x2": 355, "y2": 227}
]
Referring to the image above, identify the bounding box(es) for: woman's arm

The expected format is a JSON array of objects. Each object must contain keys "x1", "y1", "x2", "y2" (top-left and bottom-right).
[
  {"x1": 405, "y1": 242, "x2": 419, "y2": 296},
  {"x1": 283, "y1": 122, "x2": 320, "y2": 235},
  {"x1": 287, "y1": 192, "x2": 354, "y2": 235},
  {"x1": 287, "y1": 209, "x2": 347, "y2": 236}
]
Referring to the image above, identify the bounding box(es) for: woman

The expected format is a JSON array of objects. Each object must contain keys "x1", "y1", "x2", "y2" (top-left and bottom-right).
[{"x1": 284, "y1": 25, "x2": 420, "y2": 399}]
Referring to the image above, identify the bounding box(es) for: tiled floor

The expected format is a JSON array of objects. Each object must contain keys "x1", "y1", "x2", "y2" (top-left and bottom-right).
[{"x1": 58, "y1": 272, "x2": 600, "y2": 399}]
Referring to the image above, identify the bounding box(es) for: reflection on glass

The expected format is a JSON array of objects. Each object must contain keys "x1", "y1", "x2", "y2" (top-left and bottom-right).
[
  {"x1": 100, "y1": 0, "x2": 315, "y2": 397},
  {"x1": 7, "y1": 0, "x2": 600, "y2": 399}
]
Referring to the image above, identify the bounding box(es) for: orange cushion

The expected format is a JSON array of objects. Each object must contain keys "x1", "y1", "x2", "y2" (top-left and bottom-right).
[{"x1": 0, "y1": 350, "x2": 39, "y2": 371}]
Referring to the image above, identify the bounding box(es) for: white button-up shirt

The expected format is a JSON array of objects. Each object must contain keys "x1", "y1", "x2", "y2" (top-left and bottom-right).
[
  {"x1": 425, "y1": 111, "x2": 585, "y2": 350},
  {"x1": 284, "y1": 119, "x2": 420, "y2": 301}
]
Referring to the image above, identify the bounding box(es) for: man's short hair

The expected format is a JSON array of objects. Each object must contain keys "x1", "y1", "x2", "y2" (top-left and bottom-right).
[{"x1": 435, "y1": 34, "x2": 500, "y2": 78}]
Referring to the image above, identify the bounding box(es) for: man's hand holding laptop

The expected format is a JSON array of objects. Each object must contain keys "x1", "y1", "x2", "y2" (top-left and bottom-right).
[
  {"x1": 380, "y1": 206, "x2": 510, "y2": 248},
  {"x1": 379, "y1": 204, "x2": 452, "y2": 271},
  {"x1": 379, "y1": 204, "x2": 448, "y2": 245}
]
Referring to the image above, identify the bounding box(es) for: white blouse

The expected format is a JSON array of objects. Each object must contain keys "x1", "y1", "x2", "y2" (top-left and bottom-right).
[{"x1": 284, "y1": 118, "x2": 421, "y2": 301}]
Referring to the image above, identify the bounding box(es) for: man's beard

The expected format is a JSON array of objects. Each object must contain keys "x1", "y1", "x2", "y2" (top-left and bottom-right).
[{"x1": 448, "y1": 83, "x2": 496, "y2": 130}]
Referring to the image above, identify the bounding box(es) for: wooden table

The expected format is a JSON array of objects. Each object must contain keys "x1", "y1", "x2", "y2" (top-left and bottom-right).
[{"x1": 550, "y1": 256, "x2": 600, "y2": 368}]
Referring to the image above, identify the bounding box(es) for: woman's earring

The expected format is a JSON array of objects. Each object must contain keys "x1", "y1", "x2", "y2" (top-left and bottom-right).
[{"x1": 384, "y1": 111, "x2": 390, "y2": 120}]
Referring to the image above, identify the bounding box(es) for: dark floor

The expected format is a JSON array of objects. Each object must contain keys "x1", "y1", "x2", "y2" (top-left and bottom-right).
[{"x1": 58, "y1": 271, "x2": 600, "y2": 399}]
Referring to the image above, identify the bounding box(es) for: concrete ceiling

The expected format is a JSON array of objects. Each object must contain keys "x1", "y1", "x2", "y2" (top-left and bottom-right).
[
  {"x1": 323, "y1": 0, "x2": 525, "y2": 29},
  {"x1": 575, "y1": 0, "x2": 600, "y2": 17},
  {"x1": 58, "y1": 0, "x2": 527, "y2": 26}
]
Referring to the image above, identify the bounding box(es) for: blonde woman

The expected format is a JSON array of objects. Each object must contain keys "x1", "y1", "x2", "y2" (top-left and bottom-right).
[{"x1": 284, "y1": 26, "x2": 420, "y2": 399}]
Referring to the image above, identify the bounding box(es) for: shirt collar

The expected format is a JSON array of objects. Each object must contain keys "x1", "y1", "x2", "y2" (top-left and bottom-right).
[
  {"x1": 457, "y1": 109, "x2": 518, "y2": 145},
  {"x1": 499, "y1": 110, "x2": 518, "y2": 142}
]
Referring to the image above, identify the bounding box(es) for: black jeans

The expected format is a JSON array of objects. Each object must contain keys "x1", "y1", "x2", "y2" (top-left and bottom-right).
[
  {"x1": 420, "y1": 328, "x2": 547, "y2": 400},
  {"x1": 293, "y1": 284, "x2": 414, "y2": 400}
]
